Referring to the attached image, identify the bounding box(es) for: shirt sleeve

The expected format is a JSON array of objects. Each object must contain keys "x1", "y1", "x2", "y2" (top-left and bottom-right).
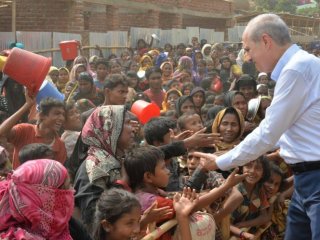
[{"x1": 216, "y1": 70, "x2": 308, "y2": 170}]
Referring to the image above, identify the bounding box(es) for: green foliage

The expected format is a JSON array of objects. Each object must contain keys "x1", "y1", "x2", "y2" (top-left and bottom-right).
[
  {"x1": 254, "y1": 0, "x2": 297, "y2": 13},
  {"x1": 297, "y1": 6, "x2": 320, "y2": 16}
]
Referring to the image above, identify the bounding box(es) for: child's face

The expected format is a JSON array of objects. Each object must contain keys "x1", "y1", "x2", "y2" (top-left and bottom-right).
[
  {"x1": 218, "y1": 113, "x2": 240, "y2": 143},
  {"x1": 207, "y1": 62, "x2": 214, "y2": 71},
  {"x1": 127, "y1": 77, "x2": 138, "y2": 88},
  {"x1": 243, "y1": 160, "x2": 263, "y2": 186},
  {"x1": 180, "y1": 100, "x2": 195, "y2": 115},
  {"x1": 110, "y1": 63, "x2": 122, "y2": 74},
  {"x1": 197, "y1": 63, "x2": 206, "y2": 73},
  {"x1": 187, "y1": 151, "x2": 200, "y2": 176},
  {"x1": 184, "y1": 114, "x2": 203, "y2": 133},
  {"x1": 264, "y1": 172, "x2": 282, "y2": 199},
  {"x1": 181, "y1": 73, "x2": 192, "y2": 84},
  {"x1": 192, "y1": 92, "x2": 204, "y2": 108},
  {"x1": 222, "y1": 59, "x2": 231, "y2": 69},
  {"x1": 106, "y1": 206, "x2": 141, "y2": 240},
  {"x1": 150, "y1": 160, "x2": 170, "y2": 188},
  {"x1": 213, "y1": 96, "x2": 224, "y2": 106},
  {"x1": 169, "y1": 82, "x2": 180, "y2": 91},
  {"x1": 96, "y1": 64, "x2": 108, "y2": 79}
]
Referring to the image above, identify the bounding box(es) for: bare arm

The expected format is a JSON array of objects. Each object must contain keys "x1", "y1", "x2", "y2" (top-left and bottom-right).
[
  {"x1": 235, "y1": 208, "x2": 271, "y2": 229},
  {"x1": 0, "y1": 90, "x2": 35, "y2": 139},
  {"x1": 213, "y1": 186, "x2": 243, "y2": 223}
]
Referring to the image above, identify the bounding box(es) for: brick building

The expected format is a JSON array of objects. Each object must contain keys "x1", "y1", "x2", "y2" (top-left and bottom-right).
[{"x1": 0, "y1": 0, "x2": 235, "y2": 33}]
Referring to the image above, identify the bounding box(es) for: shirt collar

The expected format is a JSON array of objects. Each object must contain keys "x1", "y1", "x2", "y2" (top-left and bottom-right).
[{"x1": 271, "y1": 44, "x2": 300, "y2": 82}]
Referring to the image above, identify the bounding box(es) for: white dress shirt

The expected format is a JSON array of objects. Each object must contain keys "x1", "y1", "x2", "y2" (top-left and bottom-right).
[{"x1": 217, "y1": 44, "x2": 320, "y2": 170}]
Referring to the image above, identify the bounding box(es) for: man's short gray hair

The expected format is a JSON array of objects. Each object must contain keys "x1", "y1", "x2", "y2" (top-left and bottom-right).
[{"x1": 245, "y1": 13, "x2": 291, "y2": 46}]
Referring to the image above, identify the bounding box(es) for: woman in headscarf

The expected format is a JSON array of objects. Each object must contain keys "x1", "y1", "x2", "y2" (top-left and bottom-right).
[
  {"x1": 73, "y1": 105, "x2": 135, "y2": 231},
  {"x1": 0, "y1": 159, "x2": 74, "y2": 240},
  {"x1": 175, "y1": 95, "x2": 195, "y2": 117},
  {"x1": 160, "y1": 61, "x2": 173, "y2": 86},
  {"x1": 139, "y1": 55, "x2": 153, "y2": 72},
  {"x1": 190, "y1": 87, "x2": 205, "y2": 115},
  {"x1": 224, "y1": 91, "x2": 257, "y2": 135},
  {"x1": 211, "y1": 106, "x2": 245, "y2": 153},
  {"x1": 201, "y1": 43, "x2": 212, "y2": 61},
  {"x1": 161, "y1": 88, "x2": 182, "y2": 113},
  {"x1": 173, "y1": 56, "x2": 196, "y2": 81},
  {"x1": 56, "y1": 67, "x2": 70, "y2": 93}
]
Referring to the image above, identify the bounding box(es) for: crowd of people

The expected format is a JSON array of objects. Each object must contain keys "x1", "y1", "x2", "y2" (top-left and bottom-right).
[{"x1": 0, "y1": 13, "x2": 319, "y2": 240}]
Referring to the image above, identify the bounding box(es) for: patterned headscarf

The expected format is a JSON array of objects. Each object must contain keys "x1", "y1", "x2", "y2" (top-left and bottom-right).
[
  {"x1": 0, "y1": 159, "x2": 74, "y2": 240},
  {"x1": 139, "y1": 55, "x2": 153, "y2": 71},
  {"x1": 160, "y1": 61, "x2": 173, "y2": 86},
  {"x1": 81, "y1": 105, "x2": 125, "y2": 187},
  {"x1": 211, "y1": 107, "x2": 245, "y2": 151}
]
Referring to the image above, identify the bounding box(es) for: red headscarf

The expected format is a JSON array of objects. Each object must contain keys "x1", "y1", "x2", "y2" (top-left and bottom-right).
[{"x1": 0, "y1": 159, "x2": 74, "y2": 240}]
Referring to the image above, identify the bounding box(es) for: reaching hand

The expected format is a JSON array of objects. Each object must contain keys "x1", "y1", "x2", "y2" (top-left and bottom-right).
[
  {"x1": 191, "y1": 151, "x2": 218, "y2": 172},
  {"x1": 184, "y1": 127, "x2": 222, "y2": 149},
  {"x1": 173, "y1": 187, "x2": 199, "y2": 218},
  {"x1": 173, "y1": 130, "x2": 193, "y2": 141},
  {"x1": 142, "y1": 201, "x2": 173, "y2": 224},
  {"x1": 224, "y1": 168, "x2": 248, "y2": 188}
]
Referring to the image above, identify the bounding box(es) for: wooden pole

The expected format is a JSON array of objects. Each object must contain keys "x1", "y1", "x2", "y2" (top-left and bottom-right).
[{"x1": 12, "y1": 0, "x2": 16, "y2": 42}]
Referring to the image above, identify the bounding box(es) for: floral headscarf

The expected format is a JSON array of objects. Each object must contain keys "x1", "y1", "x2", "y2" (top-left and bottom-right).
[
  {"x1": 211, "y1": 107, "x2": 245, "y2": 151},
  {"x1": 0, "y1": 159, "x2": 73, "y2": 240},
  {"x1": 81, "y1": 105, "x2": 125, "y2": 187}
]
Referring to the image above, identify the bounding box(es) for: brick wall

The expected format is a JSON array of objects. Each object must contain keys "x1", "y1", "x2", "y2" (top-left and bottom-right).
[{"x1": 0, "y1": 0, "x2": 233, "y2": 33}]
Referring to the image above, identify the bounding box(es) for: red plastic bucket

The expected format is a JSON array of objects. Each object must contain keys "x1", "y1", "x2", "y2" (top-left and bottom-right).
[
  {"x1": 3, "y1": 47, "x2": 51, "y2": 95},
  {"x1": 131, "y1": 100, "x2": 160, "y2": 124},
  {"x1": 59, "y1": 40, "x2": 79, "y2": 60}
]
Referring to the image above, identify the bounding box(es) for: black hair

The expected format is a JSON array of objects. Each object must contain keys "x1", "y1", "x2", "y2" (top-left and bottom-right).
[
  {"x1": 235, "y1": 74, "x2": 257, "y2": 90},
  {"x1": 269, "y1": 162, "x2": 285, "y2": 192},
  {"x1": 104, "y1": 74, "x2": 128, "y2": 90},
  {"x1": 205, "y1": 94, "x2": 216, "y2": 105},
  {"x1": 143, "y1": 117, "x2": 176, "y2": 145},
  {"x1": 93, "y1": 188, "x2": 141, "y2": 240},
  {"x1": 177, "y1": 43, "x2": 186, "y2": 49},
  {"x1": 200, "y1": 77, "x2": 213, "y2": 91},
  {"x1": 145, "y1": 66, "x2": 162, "y2": 80},
  {"x1": 95, "y1": 58, "x2": 108, "y2": 68},
  {"x1": 127, "y1": 71, "x2": 138, "y2": 79},
  {"x1": 241, "y1": 156, "x2": 271, "y2": 186},
  {"x1": 39, "y1": 97, "x2": 65, "y2": 115},
  {"x1": 181, "y1": 82, "x2": 195, "y2": 95},
  {"x1": 78, "y1": 72, "x2": 94, "y2": 84},
  {"x1": 124, "y1": 146, "x2": 164, "y2": 190},
  {"x1": 19, "y1": 143, "x2": 54, "y2": 164}
]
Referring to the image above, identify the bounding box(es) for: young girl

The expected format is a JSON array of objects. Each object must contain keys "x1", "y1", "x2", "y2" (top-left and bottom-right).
[
  {"x1": 93, "y1": 188, "x2": 199, "y2": 240},
  {"x1": 229, "y1": 157, "x2": 271, "y2": 239},
  {"x1": 57, "y1": 67, "x2": 70, "y2": 93},
  {"x1": 260, "y1": 163, "x2": 288, "y2": 240},
  {"x1": 190, "y1": 87, "x2": 205, "y2": 115}
]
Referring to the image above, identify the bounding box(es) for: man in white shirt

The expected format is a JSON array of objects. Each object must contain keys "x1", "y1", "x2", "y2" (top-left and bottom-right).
[{"x1": 195, "y1": 13, "x2": 320, "y2": 239}]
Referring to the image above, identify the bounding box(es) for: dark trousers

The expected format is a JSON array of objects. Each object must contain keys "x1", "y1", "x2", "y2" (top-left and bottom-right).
[{"x1": 285, "y1": 169, "x2": 320, "y2": 240}]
